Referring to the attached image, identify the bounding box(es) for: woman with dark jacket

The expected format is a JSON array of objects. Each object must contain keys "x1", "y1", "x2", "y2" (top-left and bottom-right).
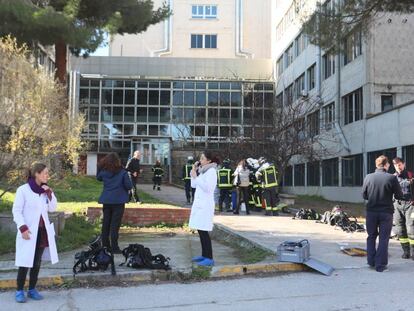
[{"x1": 97, "y1": 153, "x2": 132, "y2": 253}]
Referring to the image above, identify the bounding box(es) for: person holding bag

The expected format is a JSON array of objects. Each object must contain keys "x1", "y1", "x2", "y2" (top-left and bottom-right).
[
  {"x1": 97, "y1": 153, "x2": 133, "y2": 254},
  {"x1": 12, "y1": 163, "x2": 59, "y2": 303},
  {"x1": 189, "y1": 151, "x2": 219, "y2": 266}
]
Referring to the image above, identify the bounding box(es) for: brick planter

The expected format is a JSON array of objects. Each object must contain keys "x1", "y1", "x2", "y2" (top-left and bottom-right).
[{"x1": 87, "y1": 207, "x2": 190, "y2": 226}]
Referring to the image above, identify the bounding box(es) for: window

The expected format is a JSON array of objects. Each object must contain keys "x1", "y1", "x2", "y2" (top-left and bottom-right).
[
  {"x1": 381, "y1": 94, "x2": 393, "y2": 112},
  {"x1": 343, "y1": 29, "x2": 362, "y2": 65},
  {"x1": 323, "y1": 102, "x2": 335, "y2": 130},
  {"x1": 295, "y1": 74, "x2": 305, "y2": 99},
  {"x1": 403, "y1": 145, "x2": 414, "y2": 173},
  {"x1": 276, "y1": 92, "x2": 283, "y2": 108},
  {"x1": 191, "y1": 34, "x2": 203, "y2": 48},
  {"x1": 285, "y1": 43, "x2": 294, "y2": 67},
  {"x1": 204, "y1": 35, "x2": 217, "y2": 49},
  {"x1": 367, "y1": 148, "x2": 397, "y2": 174},
  {"x1": 191, "y1": 34, "x2": 217, "y2": 49},
  {"x1": 192, "y1": 5, "x2": 217, "y2": 19},
  {"x1": 307, "y1": 161, "x2": 320, "y2": 186},
  {"x1": 342, "y1": 154, "x2": 363, "y2": 186},
  {"x1": 322, "y1": 50, "x2": 335, "y2": 79},
  {"x1": 283, "y1": 166, "x2": 293, "y2": 186},
  {"x1": 307, "y1": 110, "x2": 320, "y2": 138},
  {"x1": 277, "y1": 56, "x2": 284, "y2": 77},
  {"x1": 285, "y1": 83, "x2": 294, "y2": 104},
  {"x1": 322, "y1": 158, "x2": 339, "y2": 186},
  {"x1": 294, "y1": 164, "x2": 305, "y2": 186},
  {"x1": 343, "y1": 88, "x2": 363, "y2": 125},
  {"x1": 307, "y1": 64, "x2": 316, "y2": 90},
  {"x1": 295, "y1": 32, "x2": 308, "y2": 57}
]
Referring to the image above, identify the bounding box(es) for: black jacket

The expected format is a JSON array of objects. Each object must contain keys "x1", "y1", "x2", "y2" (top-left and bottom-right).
[
  {"x1": 362, "y1": 168, "x2": 404, "y2": 213},
  {"x1": 126, "y1": 158, "x2": 141, "y2": 173}
]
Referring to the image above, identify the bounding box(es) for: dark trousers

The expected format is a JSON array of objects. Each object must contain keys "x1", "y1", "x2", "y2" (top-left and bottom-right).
[
  {"x1": 218, "y1": 188, "x2": 231, "y2": 211},
  {"x1": 236, "y1": 187, "x2": 251, "y2": 214},
  {"x1": 185, "y1": 180, "x2": 195, "y2": 202},
  {"x1": 263, "y1": 187, "x2": 280, "y2": 212},
  {"x1": 17, "y1": 231, "x2": 45, "y2": 291},
  {"x1": 198, "y1": 230, "x2": 213, "y2": 259},
  {"x1": 366, "y1": 211, "x2": 393, "y2": 269},
  {"x1": 129, "y1": 177, "x2": 140, "y2": 203},
  {"x1": 393, "y1": 201, "x2": 414, "y2": 242},
  {"x1": 102, "y1": 204, "x2": 125, "y2": 251},
  {"x1": 153, "y1": 176, "x2": 162, "y2": 190}
]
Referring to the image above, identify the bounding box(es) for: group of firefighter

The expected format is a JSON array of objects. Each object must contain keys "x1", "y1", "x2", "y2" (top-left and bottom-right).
[{"x1": 182, "y1": 156, "x2": 282, "y2": 216}]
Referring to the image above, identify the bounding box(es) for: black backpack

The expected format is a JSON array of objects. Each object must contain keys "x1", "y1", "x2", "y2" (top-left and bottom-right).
[
  {"x1": 293, "y1": 208, "x2": 321, "y2": 220},
  {"x1": 73, "y1": 236, "x2": 116, "y2": 276},
  {"x1": 120, "y1": 243, "x2": 171, "y2": 270}
]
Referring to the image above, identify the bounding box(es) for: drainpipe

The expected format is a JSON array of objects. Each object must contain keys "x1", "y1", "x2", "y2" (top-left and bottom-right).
[
  {"x1": 235, "y1": 0, "x2": 254, "y2": 58},
  {"x1": 153, "y1": 0, "x2": 173, "y2": 57}
]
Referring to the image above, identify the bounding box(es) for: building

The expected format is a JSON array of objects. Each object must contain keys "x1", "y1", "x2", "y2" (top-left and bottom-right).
[
  {"x1": 69, "y1": 56, "x2": 275, "y2": 180},
  {"x1": 275, "y1": 0, "x2": 414, "y2": 202},
  {"x1": 109, "y1": 0, "x2": 274, "y2": 59}
]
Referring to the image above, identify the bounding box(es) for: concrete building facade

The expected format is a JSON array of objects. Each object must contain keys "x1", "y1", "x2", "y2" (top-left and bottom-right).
[
  {"x1": 275, "y1": 0, "x2": 414, "y2": 202},
  {"x1": 109, "y1": 0, "x2": 274, "y2": 59}
]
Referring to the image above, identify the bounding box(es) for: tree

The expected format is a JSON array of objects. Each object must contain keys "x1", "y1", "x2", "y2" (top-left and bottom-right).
[
  {"x1": 0, "y1": 0, "x2": 171, "y2": 83},
  {"x1": 0, "y1": 36, "x2": 85, "y2": 191},
  {"x1": 301, "y1": 0, "x2": 414, "y2": 51}
]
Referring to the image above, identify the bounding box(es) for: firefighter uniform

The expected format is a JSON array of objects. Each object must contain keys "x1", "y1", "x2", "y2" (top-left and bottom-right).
[
  {"x1": 152, "y1": 164, "x2": 164, "y2": 191},
  {"x1": 257, "y1": 165, "x2": 280, "y2": 216},
  {"x1": 217, "y1": 167, "x2": 233, "y2": 212},
  {"x1": 393, "y1": 170, "x2": 414, "y2": 259},
  {"x1": 183, "y1": 161, "x2": 195, "y2": 204}
]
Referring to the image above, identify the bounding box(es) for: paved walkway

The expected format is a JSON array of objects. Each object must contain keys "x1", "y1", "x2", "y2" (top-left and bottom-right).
[
  {"x1": 141, "y1": 184, "x2": 412, "y2": 271},
  {"x1": 139, "y1": 184, "x2": 190, "y2": 207}
]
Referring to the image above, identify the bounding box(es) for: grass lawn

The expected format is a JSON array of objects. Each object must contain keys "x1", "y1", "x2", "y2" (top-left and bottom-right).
[
  {"x1": 0, "y1": 174, "x2": 178, "y2": 214},
  {"x1": 294, "y1": 195, "x2": 366, "y2": 220}
]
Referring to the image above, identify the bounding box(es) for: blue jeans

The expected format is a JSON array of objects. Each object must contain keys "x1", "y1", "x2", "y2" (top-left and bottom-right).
[{"x1": 366, "y1": 211, "x2": 393, "y2": 270}]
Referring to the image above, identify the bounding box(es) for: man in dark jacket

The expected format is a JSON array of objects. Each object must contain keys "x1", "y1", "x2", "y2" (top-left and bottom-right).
[
  {"x1": 182, "y1": 156, "x2": 195, "y2": 204},
  {"x1": 392, "y1": 157, "x2": 414, "y2": 259},
  {"x1": 362, "y1": 155, "x2": 404, "y2": 272},
  {"x1": 126, "y1": 151, "x2": 143, "y2": 203}
]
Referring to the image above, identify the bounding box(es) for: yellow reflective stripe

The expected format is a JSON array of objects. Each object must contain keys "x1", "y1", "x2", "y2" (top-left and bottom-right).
[
  {"x1": 400, "y1": 238, "x2": 410, "y2": 243},
  {"x1": 409, "y1": 239, "x2": 414, "y2": 245}
]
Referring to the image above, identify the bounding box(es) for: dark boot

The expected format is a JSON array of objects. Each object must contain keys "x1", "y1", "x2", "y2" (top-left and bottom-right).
[
  {"x1": 401, "y1": 243, "x2": 410, "y2": 259},
  {"x1": 272, "y1": 210, "x2": 279, "y2": 216}
]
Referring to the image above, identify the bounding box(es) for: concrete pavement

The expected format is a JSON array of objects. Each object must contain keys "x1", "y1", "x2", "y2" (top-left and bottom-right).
[{"x1": 1, "y1": 267, "x2": 413, "y2": 310}]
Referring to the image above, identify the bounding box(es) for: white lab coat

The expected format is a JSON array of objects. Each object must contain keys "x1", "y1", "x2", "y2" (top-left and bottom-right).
[
  {"x1": 12, "y1": 183, "x2": 59, "y2": 268},
  {"x1": 189, "y1": 167, "x2": 217, "y2": 231}
]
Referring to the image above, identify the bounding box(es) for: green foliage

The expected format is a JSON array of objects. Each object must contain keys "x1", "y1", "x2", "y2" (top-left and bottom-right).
[
  {"x1": 191, "y1": 266, "x2": 211, "y2": 280},
  {"x1": 0, "y1": 230, "x2": 15, "y2": 254}
]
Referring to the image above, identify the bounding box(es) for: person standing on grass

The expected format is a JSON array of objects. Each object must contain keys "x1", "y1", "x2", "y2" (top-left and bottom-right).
[
  {"x1": 189, "y1": 151, "x2": 219, "y2": 267},
  {"x1": 126, "y1": 150, "x2": 143, "y2": 204},
  {"x1": 97, "y1": 153, "x2": 132, "y2": 254},
  {"x1": 12, "y1": 163, "x2": 58, "y2": 303},
  {"x1": 362, "y1": 155, "x2": 404, "y2": 272}
]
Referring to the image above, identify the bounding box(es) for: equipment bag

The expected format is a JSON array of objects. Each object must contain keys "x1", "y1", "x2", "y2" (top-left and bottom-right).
[
  {"x1": 120, "y1": 244, "x2": 171, "y2": 270},
  {"x1": 293, "y1": 208, "x2": 321, "y2": 220}
]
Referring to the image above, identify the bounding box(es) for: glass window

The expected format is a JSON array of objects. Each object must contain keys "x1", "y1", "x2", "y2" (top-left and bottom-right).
[
  {"x1": 172, "y1": 108, "x2": 183, "y2": 121},
  {"x1": 101, "y1": 106, "x2": 111, "y2": 122},
  {"x1": 343, "y1": 88, "x2": 363, "y2": 125},
  {"x1": 114, "y1": 80, "x2": 124, "y2": 88},
  {"x1": 342, "y1": 154, "x2": 363, "y2": 186},
  {"x1": 160, "y1": 81, "x2": 170, "y2": 89},
  {"x1": 137, "y1": 125, "x2": 147, "y2": 136},
  {"x1": 307, "y1": 110, "x2": 320, "y2": 138},
  {"x1": 149, "y1": 125, "x2": 158, "y2": 136},
  {"x1": 89, "y1": 107, "x2": 99, "y2": 122},
  {"x1": 113, "y1": 89, "x2": 123, "y2": 105},
  {"x1": 88, "y1": 123, "x2": 98, "y2": 135},
  {"x1": 195, "y1": 108, "x2": 206, "y2": 123},
  {"x1": 244, "y1": 92, "x2": 253, "y2": 108},
  {"x1": 230, "y1": 92, "x2": 241, "y2": 107},
  {"x1": 80, "y1": 79, "x2": 89, "y2": 87},
  {"x1": 184, "y1": 82, "x2": 194, "y2": 89},
  {"x1": 124, "y1": 90, "x2": 135, "y2": 105},
  {"x1": 173, "y1": 81, "x2": 183, "y2": 89},
  {"x1": 79, "y1": 89, "x2": 89, "y2": 106},
  {"x1": 381, "y1": 94, "x2": 393, "y2": 112},
  {"x1": 208, "y1": 126, "x2": 218, "y2": 138},
  {"x1": 220, "y1": 108, "x2": 230, "y2": 123},
  {"x1": 191, "y1": 34, "x2": 203, "y2": 48},
  {"x1": 124, "y1": 124, "x2": 134, "y2": 136},
  {"x1": 160, "y1": 107, "x2": 170, "y2": 122},
  {"x1": 149, "y1": 81, "x2": 159, "y2": 88},
  {"x1": 230, "y1": 109, "x2": 241, "y2": 123},
  {"x1": 307, "y1": 64, "x2": 316, "y2": 90},
  {"x1": 184, "y1": 108, "x2": 194, "y2": 122},
  {"x1": 196, "y1": 82, "x2": 206, "y2": 90},
  {"x1": 160, "y1": 91, "x2": 170, "y2": 106},
  {"x1": 205, "y1": 35, "x2": 217, "y2": 49},
  {"x1": 148, "y1": 90, "x2": 159, "y2": 105},
  {"x1": 124, "y1": 107, "x2": 135, "y2": 122},
  {"x1": 294, "y1": 164, "x2": 305, "y2": 186},
  {"x1": 283, "y1": 166, "x2": 293, "y2": 186},
  {"x1": 125, "y1": 80, "x2": 135, "y2": 88},
  {"x1": 148, "y1": 107, "x2": 159, "y2": 122},
  {"x1": 254, "y1": 92, "x2": 264, "y2": 108},
  {"x1": 208, "y1": 82, "x2": 219, "y2": 89},
  {"x1": 137, "y1": 81, "x2": 148, "y2": 88},
  {"x1": 136, "y1": 107, "x2": 148, "y2": 122},
  {"x1": 102, "y1": 80, "x2": 113, "y2": 88},
  {"x1": 307, "y1": 161, "x2": 320, "y2": 186},
  {"x1": 220, "y1": 126, "x2": 230, "y2": 137},
  {"x1": 322, "y1": 158, "x2": 339, "y2": 186},
  {"x1": 220, "y1": 92, "x2": 230, "y2": 106},
  {"x1": 173, "y1": 90, "x2": 183, "y2": 106},
  {"x1": 264, "y1": 93, "x2": 273, "y2": 108},
  {"x1": 208, "y1": 92, "x2": 219, "y2": 106},
  {"x1": 220, "y1": 82, "x2": 231, "y2": 90},
  {"x1": 160, "y1": 125, "x2": 170, "y2": 136},
  {"x1": 208, "y1": 108, "x2": 219, "y2": 123},
  {"x1": 194, "y1": 126, "x2": 205, "y2": 137},
  {"x1": 196, "y1": 91, "x2": 206, "y2": 106},
  {"x1": 323, "y1": 102, "x2": 335, "y2": 130},
  {"x1": 102, "y1": 89, "x2": 112, "y2": 106},
  {"x1": 137, "y1": 90, "x2": 148, "y2": 106},
  {"x1": 184, "y1": 91, "x2": 194, "y2": 106}
]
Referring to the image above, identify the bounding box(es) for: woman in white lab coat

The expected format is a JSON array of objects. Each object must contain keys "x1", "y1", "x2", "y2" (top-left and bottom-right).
[
  {"x1": 189, "y1": 151, "x2": 218, "y2": 266},
  {"x1": 12, "y1": 163, "x2": 58, "y2": 303}
]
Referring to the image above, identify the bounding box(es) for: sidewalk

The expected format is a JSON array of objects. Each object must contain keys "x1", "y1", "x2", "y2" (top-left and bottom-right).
[
  {"x1": 142, "y1": 185, "x2": 412, "y2": 271},
  {"x1": 139, "y1": 184, "x2": 189, "y2": 207}
]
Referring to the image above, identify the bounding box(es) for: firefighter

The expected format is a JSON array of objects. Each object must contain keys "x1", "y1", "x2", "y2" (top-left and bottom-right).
[
  {"x1": 246, "y1": 158, "x2": 262, "y2": 212},
  {"x1": 152, "y1": 160, "x2": 164, "y2": 191},
  {"x1": 217, "y1": 159, "x2": 233, "y2": 212},
  {"x1": 392, "y1": 157, "x2": 414, "y2": 259},
  {"x1": 183, "y1": 156, "x2": 195, "y2": 204},
  {"x1": 256, "y1": 157, "x2": 280, "y2": 216}
]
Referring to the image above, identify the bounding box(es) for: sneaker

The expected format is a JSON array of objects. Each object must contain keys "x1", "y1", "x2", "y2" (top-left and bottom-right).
[
  {"x1": 191, "y1": 256, "x2": 205, "y2": 262},
  {"x1": 27, "y1": 288, "x2": 44, "y2": 300},
  {"x1": 197, "y1": 258, "x2": 214, "y2": 266},
  {"x1": 15, "y1": 290, "x2": 26, "y2": 303}
]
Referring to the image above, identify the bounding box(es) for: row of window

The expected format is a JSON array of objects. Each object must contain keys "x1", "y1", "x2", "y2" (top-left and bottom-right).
[
  {"x1": 284, "y1": 145, "x2": 414, "y2": 187},
  {"x1": 191, "y1": 34, "x2": 217, "y2": 49},
  {"x1": 191, "y1": 5, "x2": 217, "y2": 19},
  {"x1": 276, "y1": 32, "x2": 310, "y2": 75}
]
